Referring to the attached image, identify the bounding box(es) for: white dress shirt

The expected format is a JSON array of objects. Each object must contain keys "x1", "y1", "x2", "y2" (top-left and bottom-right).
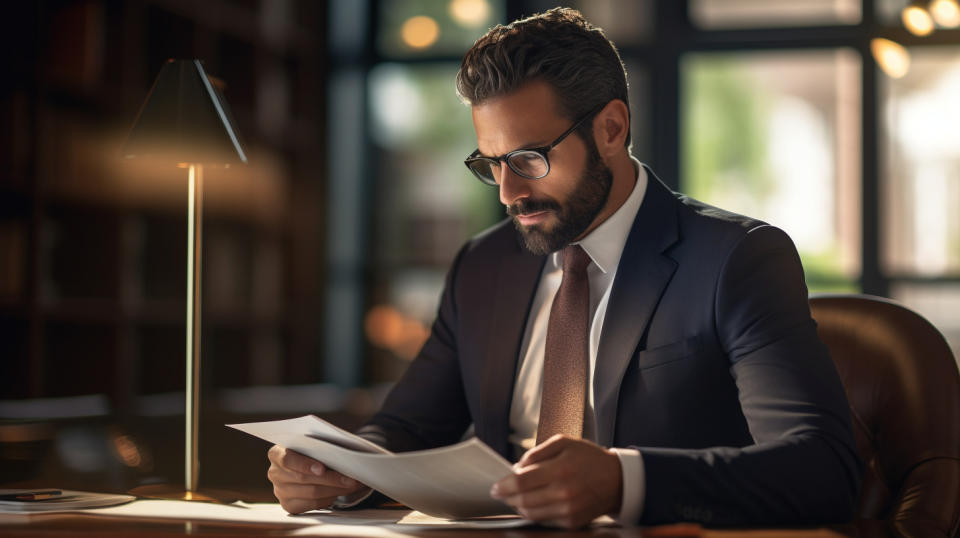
[{"x1": 508, "y1": 157, "x2": 648, "y2": 524}]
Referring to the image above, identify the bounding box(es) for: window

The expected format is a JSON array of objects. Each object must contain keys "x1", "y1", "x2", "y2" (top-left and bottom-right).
[
  {"x1": 325, "y1": 0, "x2": 505, "y2": 384},
  {"x1": 682, "y1": 49, "x2": 862, "y2": 292},
  {"x1": 377, "y1": 0, "x2": 504, "y2": 57},
  {"x1": 690, "y1": 0, "x2": 861, "y2": 29},
  {"x1": 881, "y1": 46, "x2": 960, "y2": 276},
  {"x1": 882, "y1": 45, "x2": 960, "y2": 354},
  {"x1": 343, "y1": 1, "x2": 960, "y2": 380},
  {"x1": 366, "y1": 63, "x2": 500, "y2": 380}
]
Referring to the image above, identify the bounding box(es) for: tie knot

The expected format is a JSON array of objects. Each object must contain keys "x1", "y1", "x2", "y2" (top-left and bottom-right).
[{"x1": 562, "y1": 245, "x2": 591, "y2": 275}]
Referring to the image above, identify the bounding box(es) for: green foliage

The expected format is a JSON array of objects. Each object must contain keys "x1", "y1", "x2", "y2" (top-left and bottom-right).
[
  {"x1": 681, "y1": 55, "x2": 857, "y2": 293},
  {"x1": 682, "y1": 56, "x2": 775, "y2": 207},
  {"x1": 800, "y1": 248, "x2": 858, "y2": 294}
]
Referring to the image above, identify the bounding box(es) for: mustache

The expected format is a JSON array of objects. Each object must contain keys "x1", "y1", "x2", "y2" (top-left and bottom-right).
[{"x1": 506, "y1": 198, "x2": 562, "y2": 217}]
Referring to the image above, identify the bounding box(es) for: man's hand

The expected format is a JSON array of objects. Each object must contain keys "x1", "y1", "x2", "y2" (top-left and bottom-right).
[
  {"x1": 267, "y1": 445, "x2": 366, "y2": 514},
  {"x1": 490, "y1": 435, "x2": 622, "y2": 529}
]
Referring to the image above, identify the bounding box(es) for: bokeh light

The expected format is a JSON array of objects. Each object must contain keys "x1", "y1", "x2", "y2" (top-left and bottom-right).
[
  {"x1": 365, "y1": 304, "x2": 430, "y2": 360},
  {"x1": 449, "y1": 0, "x2": 491, "y2": 28},
  {"x1": 401, "y1": 15, "x2": 440, "y2": 49},
  {"x1": 930, "y1": 0, "x2": 960, "y2": 28},
  {"x1": 871, "y1": 38, "x2": 911, "y2": 79},
  {"x1": 902, "y1": 5, "x2": 935, "y2": 36}
]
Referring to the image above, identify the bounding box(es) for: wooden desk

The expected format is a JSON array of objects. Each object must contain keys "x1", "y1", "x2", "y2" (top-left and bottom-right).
[
  {"x1": 0, "y1": 512, "x2": 879, "y2": 538},
  {"x1": 0, "y1": 483, "x2": 886, "y2": 538}
]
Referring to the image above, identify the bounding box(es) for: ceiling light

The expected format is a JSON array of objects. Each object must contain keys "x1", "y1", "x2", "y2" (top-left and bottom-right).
[
  {"x1": 930, "y1": 0, "x2": 960, "y2": 27},
  {"x1": 871, "y1": 38, "x2": 911, "y2": 79},
  {"x1": 902, "y1": 1, "x2": 935, "y2": 35}
]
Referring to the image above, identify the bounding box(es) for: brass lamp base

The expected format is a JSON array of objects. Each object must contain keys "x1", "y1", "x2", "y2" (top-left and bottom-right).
[{"x1": 128, "y1": 483, "x2": 243, "y2": 504}]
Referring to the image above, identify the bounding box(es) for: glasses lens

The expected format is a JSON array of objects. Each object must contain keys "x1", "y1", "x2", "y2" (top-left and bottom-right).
[
  {"x1": 467, "y1": 158, "x2": 499, "y2": 185},
  {"x1": 507, "y1": 151, "x2": 548, "y2": 179}
]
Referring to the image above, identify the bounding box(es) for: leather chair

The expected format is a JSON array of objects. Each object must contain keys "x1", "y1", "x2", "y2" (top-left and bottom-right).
[{"x1": 809, "y1": 295, "x2": 960, "y2": 538}]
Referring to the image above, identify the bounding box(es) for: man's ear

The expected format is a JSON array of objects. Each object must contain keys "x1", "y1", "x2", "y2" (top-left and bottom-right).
[{"x1": 592, "y1": 99, "x2": 630, "y2": 158}]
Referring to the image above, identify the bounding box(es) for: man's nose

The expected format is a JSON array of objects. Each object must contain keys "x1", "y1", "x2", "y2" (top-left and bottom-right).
[{"x1": 498, "y1": 165, "x2": 531, "y2": 207}]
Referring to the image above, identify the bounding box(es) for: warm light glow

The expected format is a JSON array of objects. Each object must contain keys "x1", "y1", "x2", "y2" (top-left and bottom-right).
[
  {"x1": 401, "y1": 16, "x2": 440, "y2": 49},
  {"x1": 112, "y1": 433, "x2": 145, "y2": 468},
  {"x1": 449, "y1": 0, "x2": 490, "y2": 27},
  {"x1": 871, "y1": 38, "x2": 911, "y2": 79},
  {"x1": 930, "y1": 0, "x2": 960, "y2": 27},
  {"x1": 902, "y1": 5, "x2": 935, "y2": 35},
  {"x1": 365, "y1": 305, "x2": 430, "y2": 360}
]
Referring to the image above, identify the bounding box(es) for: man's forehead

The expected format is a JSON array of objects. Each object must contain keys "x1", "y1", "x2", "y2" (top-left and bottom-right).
[
  {"x1": 470, "y1": 83, "x2": 567, "y2": 153},
  {"x1": 471, "y1": 81, "x2": 562, "y2": 117}
]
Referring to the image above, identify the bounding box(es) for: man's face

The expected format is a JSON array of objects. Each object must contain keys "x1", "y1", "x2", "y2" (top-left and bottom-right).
[{"x1": 471, "y1": 82, "x2": 613, "y2": 255}]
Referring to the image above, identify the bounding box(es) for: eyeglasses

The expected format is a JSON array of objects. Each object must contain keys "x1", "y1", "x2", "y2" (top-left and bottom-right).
[{"x1": 463, "y1": 106, "x2": 600, "y2": 186}]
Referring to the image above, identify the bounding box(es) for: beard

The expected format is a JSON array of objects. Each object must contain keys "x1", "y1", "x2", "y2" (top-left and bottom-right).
[{"x1": 506, "y1": 144, "x2": 614, "y2": 256}]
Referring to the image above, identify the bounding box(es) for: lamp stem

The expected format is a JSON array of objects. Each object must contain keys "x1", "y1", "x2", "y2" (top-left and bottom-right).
[{"x1": 185, "y1": 163, "x2": 204, "y2": 494}]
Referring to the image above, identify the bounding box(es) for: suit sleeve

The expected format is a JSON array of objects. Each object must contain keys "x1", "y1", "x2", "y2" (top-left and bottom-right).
[
  {"x1": 356, "y1": 242, "x2": 473, "y2": 452},
  {"x1": 636, "y1": 225, "x2": 862, "y2": 526}
]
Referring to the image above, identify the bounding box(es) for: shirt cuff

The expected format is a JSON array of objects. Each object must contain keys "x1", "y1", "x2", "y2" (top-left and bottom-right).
[{"x1": 610, "y1": 448, "x2": 645, "y2": 525}]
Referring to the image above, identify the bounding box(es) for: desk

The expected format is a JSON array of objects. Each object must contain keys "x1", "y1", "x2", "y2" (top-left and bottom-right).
[
  {"x1": 0, "y1": 512, "x2": 885, "y2": 538},
  {"x1": 0, "y1": 519, "x2": 861, "y2": 538},
  {"x1": 0, "y1": 484, "x2": 888, "y2": 538}
]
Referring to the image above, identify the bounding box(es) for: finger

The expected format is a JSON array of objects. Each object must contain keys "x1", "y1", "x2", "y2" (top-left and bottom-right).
[
  {"x1": 268, "y1": 462, "x2": 359, "y2": 489},
  {"x1": 518, "y1": 505, "x2": 574, "y2": 526},
  {"x1": 516, "y1": 435, "x2": 571, "y2": 467},
  {"x1": 518, "y1": 503, "x2": 591, "y2": 529},
  {"x1": 271, "y1": 446, "x2": 325, "y2": 476},
  {"x1": 267, "y1": 446, "x2": 361, "y2": 488},
  {"x1": 499, "y1": 480, "x2": 572, "y2": 510},
  {"x1": 492, "y1": 461, "x2": 556, "y2": 498},
  {"x1": 274, "y1": 481, "x2": 356, "y2": 501},
  {"x1": 279, "y1": 496, "x2": 337, "y2": 515}
]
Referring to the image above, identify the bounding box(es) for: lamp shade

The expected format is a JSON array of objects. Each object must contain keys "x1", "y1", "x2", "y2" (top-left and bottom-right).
[{"x1": 123, "y1": 59, "x2": 247, "y2": 165}]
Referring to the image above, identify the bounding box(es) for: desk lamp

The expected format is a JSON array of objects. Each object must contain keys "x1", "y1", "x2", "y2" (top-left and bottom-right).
[{"x1": 122, "y1": 59, "x2": 247, "y2": 501}]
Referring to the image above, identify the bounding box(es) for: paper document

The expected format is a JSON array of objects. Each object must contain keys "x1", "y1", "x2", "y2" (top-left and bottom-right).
[
  {"x1": 0, "y1": 499, "x2": 533, "y2": 534},
  {"x1": 228, "y1": 415, "x2": 515, "y2": 519}
]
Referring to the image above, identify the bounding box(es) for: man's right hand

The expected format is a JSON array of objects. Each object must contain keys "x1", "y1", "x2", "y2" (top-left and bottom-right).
[{"x1": 267, "y1": 444, "x2": 366, "y2": 514}]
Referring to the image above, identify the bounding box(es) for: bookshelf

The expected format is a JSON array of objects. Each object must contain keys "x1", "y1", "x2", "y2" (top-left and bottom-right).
[{"x1": 0, "y1": 0, "x2": 327, "y2": 412}]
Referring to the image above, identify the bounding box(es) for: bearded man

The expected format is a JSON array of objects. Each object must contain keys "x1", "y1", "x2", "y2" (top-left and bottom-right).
[{"x1": 266, "y1": 7, "x2": 861, "y2": 529}]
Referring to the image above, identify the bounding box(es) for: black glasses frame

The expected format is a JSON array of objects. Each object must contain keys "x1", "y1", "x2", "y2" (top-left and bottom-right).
[{"x1": 463, "y1": 106, "x2": 601, "y2": 186}]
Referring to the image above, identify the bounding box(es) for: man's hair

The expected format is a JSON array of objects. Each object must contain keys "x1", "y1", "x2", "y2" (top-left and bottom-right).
[{"x1": 456, "y1": 7, "x2": 630, "y2": 148}]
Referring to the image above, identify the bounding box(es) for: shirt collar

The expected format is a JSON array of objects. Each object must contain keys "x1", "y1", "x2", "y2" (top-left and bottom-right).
[{"x1": 550, "y1": 157, "x2": 648, "y2": 273}]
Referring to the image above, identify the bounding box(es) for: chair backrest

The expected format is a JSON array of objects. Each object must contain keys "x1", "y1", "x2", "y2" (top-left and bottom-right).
[{"x1": 809, "y1": 295, "x2": 960, "y2": 538}]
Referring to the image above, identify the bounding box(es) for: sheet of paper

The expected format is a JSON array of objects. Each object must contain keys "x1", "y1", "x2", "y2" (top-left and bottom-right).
[
  {"x1": 395, "y1": 511, "x2": 533, "y2": 529},
  {"x1": 0, "y1": 499, "x2": 532, "y2": 534},
  {"x1": 229, "y1": 415, "x2": 390, "y2": 454},
  {"x1": 228, "y1": 415, "x2": 516, "y2": 519},
  {"x1": 291, "y1": 508, "x2": 531, "y2": 529}
]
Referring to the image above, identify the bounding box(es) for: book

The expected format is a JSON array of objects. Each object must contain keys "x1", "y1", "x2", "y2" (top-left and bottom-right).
[{"x1": 227, "y1": 415, "x2": 516, "y2": 519}]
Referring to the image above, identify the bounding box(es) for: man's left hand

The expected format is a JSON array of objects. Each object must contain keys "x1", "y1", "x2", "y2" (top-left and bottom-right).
[{"x1": 490, "y1": 435, "x2": 623, "y2": 529}]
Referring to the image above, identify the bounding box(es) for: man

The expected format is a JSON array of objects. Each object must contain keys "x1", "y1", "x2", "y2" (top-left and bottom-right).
[{"x1": 268, "y1": 8, "x2": 861, "y2": 528}]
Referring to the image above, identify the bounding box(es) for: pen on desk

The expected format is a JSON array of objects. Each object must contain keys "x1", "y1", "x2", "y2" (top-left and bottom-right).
[{"x1": 0, "y1": 490, "x2": 63, "y2": 501}]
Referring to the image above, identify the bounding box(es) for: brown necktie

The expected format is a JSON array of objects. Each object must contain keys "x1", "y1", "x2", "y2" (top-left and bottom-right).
[{"x1": 536, "y1": 244, "x2": 591, "y2": 444}]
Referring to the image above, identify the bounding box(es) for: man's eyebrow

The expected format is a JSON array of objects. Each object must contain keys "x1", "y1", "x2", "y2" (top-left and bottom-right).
[{"x1": 476, "y1": 138, "x2": 552, "y2": 158}]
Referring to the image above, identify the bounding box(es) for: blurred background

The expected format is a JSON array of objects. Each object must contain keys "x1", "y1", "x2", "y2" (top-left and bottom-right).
[{"x1": 1, "y1": 0, "x2": 958, "y2": 498}]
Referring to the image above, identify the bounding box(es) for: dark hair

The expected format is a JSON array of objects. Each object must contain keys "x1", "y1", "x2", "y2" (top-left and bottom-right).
[{"x1": 456, "y1": 7, "x2": 631, "y2": 148}]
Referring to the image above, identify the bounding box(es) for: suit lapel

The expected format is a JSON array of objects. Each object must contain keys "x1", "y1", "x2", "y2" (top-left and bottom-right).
[
  {"x1": 479, "y1": 235, "x2": 546, "y2": 459},
  {"x1": 594, "y1": 168, "x2": 681, "y2": 447}
]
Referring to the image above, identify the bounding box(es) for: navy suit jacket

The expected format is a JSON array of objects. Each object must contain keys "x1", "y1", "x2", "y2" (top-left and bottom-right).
[{"x1": 360, "y1": 169, "x2": 861, "y2": 526}]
